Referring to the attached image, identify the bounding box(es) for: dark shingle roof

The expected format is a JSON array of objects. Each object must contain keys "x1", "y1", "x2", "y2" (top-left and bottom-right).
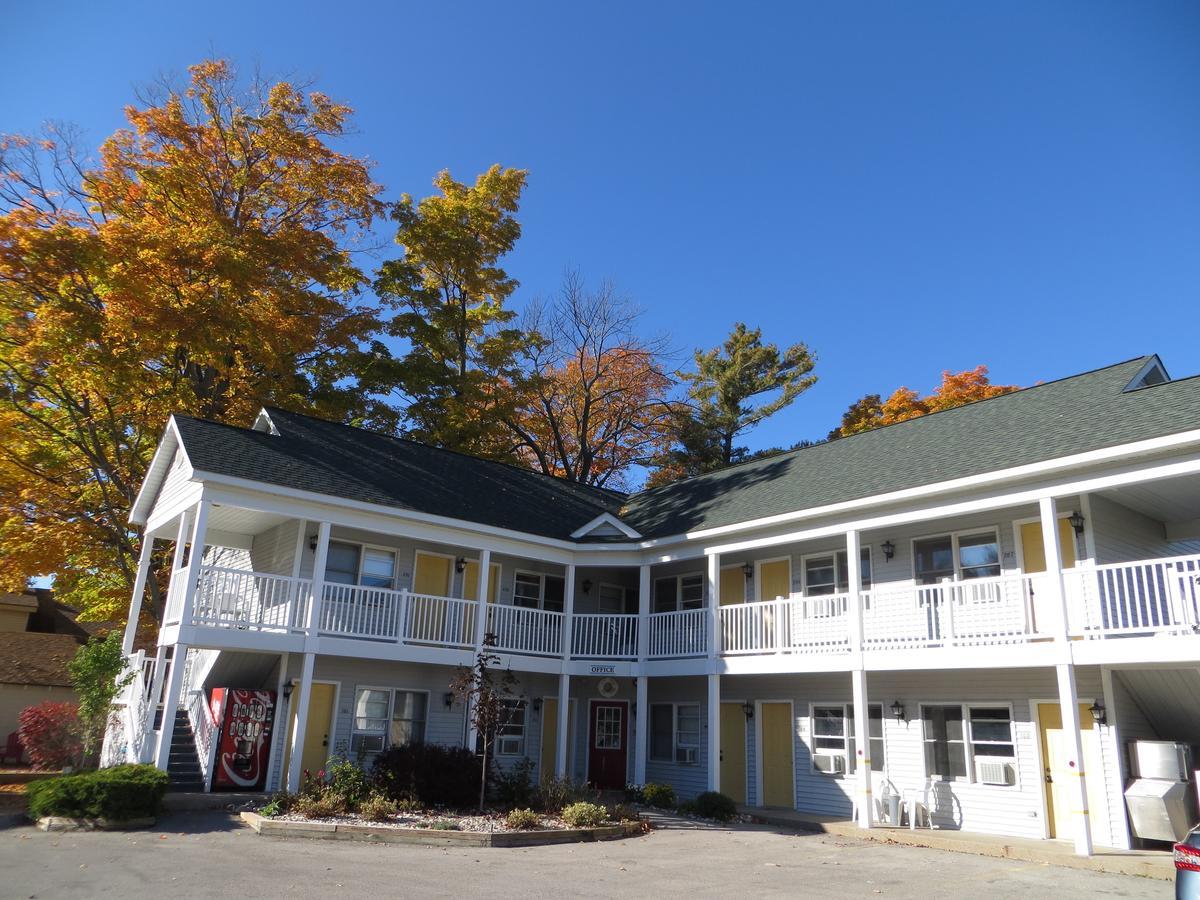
[
  {"x1": 619, "y1": 357, "x2": 1200, "y2": 537},
  {"x1": 0, "y1": 632, "x2": 82, "y2": 687},
  {"x1": 174, "y1": 408, "x2": 626, "y2": 541}
]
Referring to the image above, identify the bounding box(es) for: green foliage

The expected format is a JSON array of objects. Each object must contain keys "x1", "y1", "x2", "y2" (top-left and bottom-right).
[
  {"x1": 293, "y1": 791, "x2": 347, "y2": 819},
  {"x1": 491, "y1": 757, "x2": 536, "y2": 809},
  {"x1": 429, "y1": 819, "x2": 459, "y2": 830},
  {"x1": 376, "y1": 165, "x2": 532, "y2": 460},
  {"x1": 68, "y1": 632, "x2": 131, "y2": 762},
  {"x1": 641, "y1": 782, "x2": 677, "y2": 809},
  {"x1": 323, "y1": 756, "x2": 370, "y2": 811},
  {"x1": 606, "y1": 802, "x2": 642, "y2": 822},
  {"x1": 504, "y1": 807, "x2": 541, "y2": 830},
  {"x1": 449, "y1": 645, "x2": 521, "y2": 810},
  {"x1": 537, "y1": 775, "x2": 598, "y2": 814},
  {"x1": 692, "y1": 791, "x2": 738, "y2": 821},
  {"x1": 650, "y1": 323, "x2": 816, "y2": 484},
  {"x1": 258, "y1": 791, "x2": 295, "y2": 818},
  {"x1": 370, "y1": 741, "x2": 484, "y2": 810},
  {"x1": 394, "y1": 797, "x2": 422, "y2": 814},
  {"x1": 358, "y1": 792, "x2": 398, "y2": 822},
  {"x1": 26, "y1": 764, "x2": 167, "y2": 821},
  {"x1": 560, "y1": 801, "x2": 609, "y2": 828},
  {"x1": 623, "y1": 783, "x2": 645, "y2": 804}
]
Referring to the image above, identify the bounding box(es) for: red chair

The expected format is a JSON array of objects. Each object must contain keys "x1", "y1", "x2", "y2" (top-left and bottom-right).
[{"x1": 1, "y1": 731, "x2": 23, "y2": 766}]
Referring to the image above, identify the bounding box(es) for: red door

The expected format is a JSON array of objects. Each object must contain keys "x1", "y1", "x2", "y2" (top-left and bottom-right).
[{"x1": 587, "y1": 701, "x2": 628, "y2": 789}]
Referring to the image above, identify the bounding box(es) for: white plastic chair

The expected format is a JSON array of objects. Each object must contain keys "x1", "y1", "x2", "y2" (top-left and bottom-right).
[{"x1": 903, "y1": 778, "x2": 936, "y2": 830}]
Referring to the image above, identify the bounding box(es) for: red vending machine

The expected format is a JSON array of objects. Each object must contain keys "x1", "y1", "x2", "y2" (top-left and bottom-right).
[{"x1": 209, "y1": 688, "x2": 276, "y2": 791}]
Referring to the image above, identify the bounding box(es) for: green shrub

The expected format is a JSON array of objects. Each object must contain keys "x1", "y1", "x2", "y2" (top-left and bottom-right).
[
  {"x1": 359, "y1": 792, "x2": 398, "y2": 822},
  {"x1": 324, "y1": 756, "x2": 370, "y2": 811},
  {"x1": 692, "y1": 791, "x2": 738, "y2": 822},
  {"x1": 641, "y1": 783, "x2": 676, "y2": 809},
  {"x1": 538, "y1": 775, "x2": 597, "y2": 813},
  {"x1": 259, "y1": 790, "x2": 295, "y2": 818},
  {"x1": 491, "y1": 757, "x2": 536, "y2": 809},
  {"x1": 561, "y1": 801, "x2": 608, "y2": 828},
  {"x1": 26, "y1": 764, "x2": 168, "y2": 821},
  {"x1": 505, "y1": 807, "x2": 541, "y2": 829},
  {"x1": 429, "y1": 819, "x2": 458, "y2": 830},
  {"x1": 293, "y1": 790, "x2": 346, "y2": 819},
  {"x1": 371, "y1": 742, "x2": 484, "y2": 810},
  {"x1": 395, "y1": 797, "x2": 422, "y2": 814},
  {"x1": 606, "y1": 802, "x2": 642, "y2": 822},
  {"x1": 623, "y1": 783, "x2": 644, "y2": 804}
]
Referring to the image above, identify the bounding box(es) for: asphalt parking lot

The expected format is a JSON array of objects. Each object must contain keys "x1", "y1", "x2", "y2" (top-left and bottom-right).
[{"x1": 0, "y1": 812, "x2": 1169, "y2": 899}]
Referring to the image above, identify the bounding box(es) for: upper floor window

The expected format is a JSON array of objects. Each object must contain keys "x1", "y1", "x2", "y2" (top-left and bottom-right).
[
  {"x1": 913, "y1": 530, "x2": 1000, "y2": 585},
  {"x1": 653, "y1": 574, "x2": 704, "y2": 613},
  {"x1": 325, "y1": 541, "x2": 397, "y2": 589},
  {"x1": 803, "y1": 549, "x2": 872, "y2": 596},
  {"x1": 513, "y1": 572, "x2": 565, "y2": 611}
]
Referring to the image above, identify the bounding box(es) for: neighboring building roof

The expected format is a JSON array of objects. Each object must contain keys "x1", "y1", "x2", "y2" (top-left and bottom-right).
[
  {"x1": 0, "y1": 632, "x2": 82, "y2": 688},
  {"x1": 161, "y1": 355, "x2": 1200, "y2": 545},
  {"x1": 619, "y1": 357, "x2": 1200, "y2": 537},
  {"x1": 172, "y1": 408, "x2": 627, "y2": 542}
]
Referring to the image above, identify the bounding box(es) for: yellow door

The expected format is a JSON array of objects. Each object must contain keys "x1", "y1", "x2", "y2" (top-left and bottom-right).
[
  {"x1": 720, "y1": 703, "x2": 747, "y2": 804},
  {"x1": 760, "y1": 702, "x2": 795, "y2": 808},
  {"x1": 539, "y1": 697, "x2": 575, "y2": 784},
  {"x1": 412, "y1": 552, "x2": 453, "y2": 641},
  {"x1": 463, "y1": 561, "x2": 501, "y2": 603},
  {"x1": 758, "y1": 560, "x2": 791, "y2": 601},
  {"x1": 720, "y1": 567, "x2": 745, "y2": 606},
  {"x1": 1037, "y1": 702, "x2": 1105, "y2": 840},
  {"x1": 282, "y1": 682, "x2": 336, "y2": 787},
  {"x1": 1021, "y1": 520, "x2": 1078, "y2": 632}
]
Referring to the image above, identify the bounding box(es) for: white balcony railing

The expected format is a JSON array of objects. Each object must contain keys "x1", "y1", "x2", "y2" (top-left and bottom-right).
[
  {"x1": 1065, "y1": 553, "x2": 1200, "y2": 638},
  {"x1": 721, "y1": 594, "x2": 853, "y2": 656},
  {"x1": 647, "y1": 608, "x2": 708, "y2": 658},
  {"x1": 571, "y1": 614, "x2": 638, "y2": 659},
  {"x1": 405, "y1": 592, "x2": 479, "y2": 649},
  {"x1": 486, "y1": 604, "x2": 561, "y2": 656},
  {"x1": 191, "y1": 567, "x2": 311, "y2": 633}
]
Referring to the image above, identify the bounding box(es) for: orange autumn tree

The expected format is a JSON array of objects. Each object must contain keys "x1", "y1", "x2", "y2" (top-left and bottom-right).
[
  {"x1": 0, "y1": 60, "x2": 391, "y2": 624},
  {"x1": 829, "y1": 366, "x2": 1020, "y2": 438},
  {"x1": 507, "y1": 272, "x2": 673, "y2": 489}
]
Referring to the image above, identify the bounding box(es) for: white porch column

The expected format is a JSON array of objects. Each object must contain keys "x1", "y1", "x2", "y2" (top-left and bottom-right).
[
  {"x1": 555, "y1": 672, "x2": 571, "y2": 778},
  {"x1": 707, "y1": 553, "x2": 721, "y2": 658},
  {"x1": 286, "y1": 652, "x2": 316, "y2": 792},
  {"x1": 177, "y1": 500, "x2": 211, "y2": 627},
  {"x1": 561, "y1": 563, "x2": 576, "y2": 659},
  {"x1": 121, "y1": 536, "x2": 155, "y2": 655},
  {"x1": 707, "y1": 673, "x2": 720, "y2": 792},
  {"x1": 162, "y1": 510, "x2": 191, "y2": 624},
  {"x1": 845, "y1": 529, "x2": 865, "y2": 662},
  {"x1": 1039, "y1": 497, "x2": 1072, "y2": 642},
  {"x1": 851, "y1": 669, "x2": 872, "y2": 828},
  {"x1": 264, "y1": 652, "x2": 290, "y2": 793},
  {"x1": 634, "y1": 675, "x2": 648, "y2": 785},
  {"x1": 304, "y1": 522, "x2": 332, "y2": 644},
  {"x1": 1055, "y1": 662, "x2": 1094, "y2": 856},
  {"x1": 153, "y1": 642, "x2": 190, "y2": 770},
  {"x1": 471, "y1": 549, "x2": 492, "y2": 650},
  {"x1": 141, "y1": 644, "x2": 168, "y2": 761},
  {"x1": 636, "y1": 564, "x2": 650, "y2": 660}
]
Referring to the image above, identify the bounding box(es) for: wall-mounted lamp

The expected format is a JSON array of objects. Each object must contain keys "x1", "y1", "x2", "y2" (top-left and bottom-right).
[
  {"x1": 890, "y1": 699, "x2": 905, "y2": 722},
  {"x1": 1069, "y1": 511, "x2": 1086, "y2": 537},
  {"x1": 532, "y1": 698, "x2": 542, "y2": 714},
  {"x1": 443, "y1": 692, "x2": 455, "y2": 709},
  {"x1": 741, "y1": 701, "x2": 755, "y2": 719},
  {"x1": 308, "y1": 534, "x2": 318, "y2": 552},
  {"x1": 1088, "y1": 700, "x2": 1106, "y2": 725},
  {"x1": 742, "y1": 562, "x2": 754, "y2": 579},
  {"x1": 582, "y1": 579, "x2": 593, "y2": 595},
  {"x1": 881, "y1": 540, "x2": 896, "y2": 562},
  {"x1": 455, "y1": 557, "x2": 467, "y2": 574},
  {"x1": 283, "y1": 682, "x2": 294, "y2": 702}
]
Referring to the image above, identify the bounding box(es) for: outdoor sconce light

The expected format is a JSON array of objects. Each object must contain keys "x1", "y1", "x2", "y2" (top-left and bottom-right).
[
  {"x1": 742, "y1": 562, "x2": 754, "y2": 579},
  {"x1": 443, "y1": 692, "x2": 455, "y2": 709},
  {"x1": 455, "y1": 557, "x2": 467, "y2": 574},
  {"x1": 308, "y1": 534, "x2": 318, "y2": 552},
  {"x1": 582, "y1": 579, "x2": 593, "y2": 595},
  {"x1": 1088, "y1": 700, "x2": 1106, "y2": 725},
  {"x1": 283, "y1": 682, "x2": 294, "y2": 702},
  {"x1": 741, "y1": 701, "x2": 755, "y2": 719},
  {"x1": 532, "y1": 698, "x2": 542, "y2": 714},
  {"x1": 1069, "y1": 511, "x2": 1086, "y2": 537},
  {"x1": 890, "y1": 700, "x2": 905, "y2": 722},
  {"x1": 881, "y1": 540, "x2": 895, "y2": 562}
]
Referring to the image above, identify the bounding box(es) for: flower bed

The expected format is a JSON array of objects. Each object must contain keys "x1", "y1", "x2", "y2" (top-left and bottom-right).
[{"x1": 272, "y1": 808, "x2": 573, "y2": 833}]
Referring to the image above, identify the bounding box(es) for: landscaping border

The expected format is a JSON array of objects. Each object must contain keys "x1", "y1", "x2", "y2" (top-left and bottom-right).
[{"x1": 239, "y1": 811, "x2": 644, "y2": 847}]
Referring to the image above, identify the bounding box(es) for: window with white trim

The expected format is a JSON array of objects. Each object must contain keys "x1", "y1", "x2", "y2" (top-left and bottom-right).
[
  {"x1": 324, "y1": 542, "x2": 396, "y2": 589},
  {"x1": 495, "y1": 699, "x2": 527, "y2": 756},
  {"x1": 803, "y1": 549, "x2": 873, "y2": 595},
  {"x1": 351, "y1": 687, "x2": 429, "y2": 754},
  {"x1": 513, "y1": 572, "x2": 565, "y2": 611},
  {"x1": 913, "y1": 530, "x2": 1000, "y2": 585},
  {"x1": 811, "y1": 704, "x2": 884, "y2": 774},
  {"x1": 653, "y1": 574, "x2": 704, "y2": 613},
  {"x1": 649, "y1": 702, "x2": 700, "y2": 764},
  {"x1": 921, "y1": 704, "x2": 1014, "y2": 783}
]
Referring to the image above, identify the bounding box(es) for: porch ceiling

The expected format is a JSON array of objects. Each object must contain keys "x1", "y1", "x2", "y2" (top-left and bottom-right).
[
  {"x1": 146, "y1": 504, "x2": 292, "y2": 542},
  {"x1": 1102, "y1": 473, "x2": 1200, "y2": 530}
]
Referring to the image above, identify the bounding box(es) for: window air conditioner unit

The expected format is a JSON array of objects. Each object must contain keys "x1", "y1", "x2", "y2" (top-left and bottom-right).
[
  {"x1": 676, "y1": 747, "x2": 698, "y2": 764},
  {"x1": 976, "y1": 760, "x2": 1012, "y2": 786},
  {"x1": 814, "y1": 753, "x2": 847, "y2": 774}
]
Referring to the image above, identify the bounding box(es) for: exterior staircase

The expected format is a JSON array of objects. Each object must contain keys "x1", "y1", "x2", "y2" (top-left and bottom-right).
[{"x1": 165, "y1": 709, "x2": 205, "y2": 792}]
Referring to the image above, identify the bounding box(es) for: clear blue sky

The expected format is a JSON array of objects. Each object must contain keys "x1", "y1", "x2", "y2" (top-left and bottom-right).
[{"x1": 4, "y1": 1, "x2": 1198, "y2": 452}]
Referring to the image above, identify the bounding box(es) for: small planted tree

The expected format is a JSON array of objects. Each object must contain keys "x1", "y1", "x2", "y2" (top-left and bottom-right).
[
  {"x1": 17, "y1": 702, "x2": 82, "y2": 770},
  {"x1": 68, "y1": 631, "x2": 133, "y2": 766},
  {"x1": 449, "y1": 636, "x2": 523, "y2": 811}
]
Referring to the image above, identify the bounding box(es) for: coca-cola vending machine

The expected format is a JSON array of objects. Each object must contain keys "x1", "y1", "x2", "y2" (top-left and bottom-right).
[{"x1": 209, "y1": 688, "x2": 276, "y2": 792}]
